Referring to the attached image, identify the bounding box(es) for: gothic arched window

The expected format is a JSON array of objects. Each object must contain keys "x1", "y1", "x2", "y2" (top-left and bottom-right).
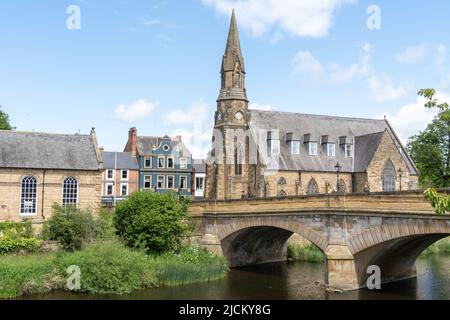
[
  {"x1": 307, "y1": 179, "x2": 319, "y2": 195},
  {"x1": 338, "y1": 179, "x2": 347, "y2": 193},
  {"x1": 278, "y1": 190, "x2": 287, "y2": 197},
  {"x1": 235, "y1": 143, "x2": 243, "y2": 176},
  {"x1": 278, "y1": 177, "x2": 287, "y2": 185},
  {"x1": 62, "y1": 177, "x2": 79, "y2": 206},
  {"x1": 382, "y1": 161, "x2": 396, "y2": 192},
  {"x1": 20, "y1": 176, "x2": 38, "y2": 215}
]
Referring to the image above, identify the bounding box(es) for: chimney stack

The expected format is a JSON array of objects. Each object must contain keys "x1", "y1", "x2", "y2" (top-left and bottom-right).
[{"x1": 125, "y1": 127, "x2": 138, "y2": 156}]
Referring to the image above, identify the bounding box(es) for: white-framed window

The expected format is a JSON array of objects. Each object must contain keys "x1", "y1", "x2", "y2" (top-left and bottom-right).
[
  {"x1": 20, "y1": 176, "x2": 38, "y2": 215},
  {"x1": 62, "y1": 177, "x2": 79, "y2": 206},
  {"x1": 180, "y1": 157, "x2": 187, "y2": 169},
  {"x1": 143, "y1": 175, "x2": 152, "y2": 189},
  {"x1": 120, "y1": 183, "x2": 129, "y2": 196},
  {"x1": 121, "y1": 170, "x2": 129, "y2": 180},
  {"x1": 163, "y1": 144, "x2": 170, "y2": 151},
  {"x1": 157, "y1": 176, "x2": 165, "y2": 189},
  {"x1": 167, "y1": 156, "x2": 174, "y2": 169},
  {"x1": 144, "y1": 157, "x2": 152, "y2": 168},
  {"x1": 290, "y1": 141, "x2": 300, "y2": 155},
  {"x1": 327, "y1": 143, "x2": 336, "y2": 157},
  {"x1": 167, "y1": 176, "x2": 175, "y2": 189},
  {"x1": 309, "y1": 142, "x2": 318, "y2": 156},
  {"x1": 106, "y1": 169, "x2": 114, "y2": 180},
  {"x1": 195, "y1": 177, "x2": 204, "y2": 191},
  {"x1": 106, "y1": 183, "x2": 114, "y2": 196},
  {"x1": 270, "y1": 140, "x2": 280, "y2": 155},
  {"x1": 180, "y1": 176, "x2": 188, "y2": 190},
  {"x1": 158, "y1": 156, "x2": 165, "y2": 169},
  {"x1": 345, "y1": 144, "x2": 353, "y2": 157}
]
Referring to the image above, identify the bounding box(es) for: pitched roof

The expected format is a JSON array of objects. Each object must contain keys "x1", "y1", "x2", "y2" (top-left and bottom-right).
[
  {"x1": 136, "y1": 136, "x2": 192, "y2": 158},
  {"x1": 192, "y1": 159, "x2": 206, "y2": 173},
  {"x1": 248, "y1": 110, "x2": 417, "y2": 174},
  {"x1": 0, "y1": 130, "x2": 101, "y2": 170},
  {"x1": 354, "y1": 132, "x2": 384, "y2": 172},
  {"x1": 102, "y1": 151, "x2": 139, "y2": 170}
]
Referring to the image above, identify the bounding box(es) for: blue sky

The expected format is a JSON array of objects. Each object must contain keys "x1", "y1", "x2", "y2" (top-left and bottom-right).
[{"x1": 1, "y1": 0, "x2": 449, "y2": 158}]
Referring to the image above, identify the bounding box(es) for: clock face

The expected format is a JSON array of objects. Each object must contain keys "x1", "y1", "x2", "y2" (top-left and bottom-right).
[{"x1": 235, "y1": 112, "x2": 243, "y2": 121}]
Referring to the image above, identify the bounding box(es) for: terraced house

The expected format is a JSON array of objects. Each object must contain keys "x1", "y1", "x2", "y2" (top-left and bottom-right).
[
  {"x1": 0, "y1": 129, "x2": 103, "y2": 223},
  {"x1": 124, "y1": 127, "x2": 193, "y2": 197}
]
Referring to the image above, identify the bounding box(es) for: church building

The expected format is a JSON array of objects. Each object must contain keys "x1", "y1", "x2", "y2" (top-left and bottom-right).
[{"x1": 205, "y1": 11, "x2": 418, "y2": 200}]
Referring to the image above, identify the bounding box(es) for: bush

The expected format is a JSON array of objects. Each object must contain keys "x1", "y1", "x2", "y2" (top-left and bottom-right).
[
  {"x1": 148, "y1": 245, "x2": 229, "y2": 286},
  {"x1": 114, "y1": 191, "x2": 190, "y2": 254},
  {"x1": 54, "y1": 242, "x2": 157, "y2": 294},
  {"x1": 0, "y1": 237, "x2": 43, "y2": 255},
  {"x1": 42, "y1": 204, "x2": 97, "y2": 251},
  {"x1": 0, "y1": 221, "x2": 34, "y2": 239},
  {"x1": 287, "y1": 244, "x2": 325, "y2": 263},
  {"x1": 95, "y1": 208, "x2": 116, "y2": 240},
  {"x1": 0, "y1": 254, "x2": 61, "y2": 299}
]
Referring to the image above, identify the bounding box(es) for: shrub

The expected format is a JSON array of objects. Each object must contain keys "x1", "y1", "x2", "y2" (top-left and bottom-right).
[
  {"x1": 95, "y1": 208, "x2": 116, "y2": 240},
  {"x1": 0, "y1": 237, "x2": 43, "y2": 255},
  {"x1": 0, "y1": 221, "x2": 34, "y2": 239},
  {"x1": 287, "y1": 244, "x2": 325, "y2": 263},
  {"x1": 148, "y1": 245, "x2": 229, "y2": 286},
  {"x1": 41, "y1": 204, "x2": 97, "y2": 251},
  {"x1": 53, "y1": 242, "x2": 157, "y2": 294},
  {"x1": 114, "y1": 191, "x2": 190, "y2": 254},
  {"x1": 0, "y1": 254, "x2": 61, "y2": 299}
]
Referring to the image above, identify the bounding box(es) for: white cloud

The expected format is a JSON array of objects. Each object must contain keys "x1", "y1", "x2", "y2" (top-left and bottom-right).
[
  {"x1": 201, "y1": 0, "x2": 355, "y2": 38},
  {"x1": 170, "y1": 127, "x2": 212, "y2": 160},
  {"x1": 114, "y1": 99, "x2": 157, "y2": 122},
  {"x1": 329, "y1": 43, "x2": 372, "y2": 83},
  {"x1": 367, "y1": 76, "x2": 409, "y2": 102},
  {"x1": 437, "y1": 44, "x2": 447, "y2": 68},
  {"x1": 249, "y1": 102, "x2": 275, "y2": 111},
  {"x1": 395, "y1": 44, "x2": 428, "y2": 64},
  {"x1": 165, "y1": 99, "x2": 210, "y2": 125},
  {"x1": 375, "y1": 94, "x2": 449, "y2": 144},
  {"x1": 292, "y1": 51, "x2": 324, "y2": 77}
]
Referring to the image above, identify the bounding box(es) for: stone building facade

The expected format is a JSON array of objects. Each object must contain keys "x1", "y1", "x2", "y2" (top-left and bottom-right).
[
  {"x1": 0, "y1": 129, "x2": 103, "y2": 223},
  {"x1": 205, "y1": 12, "x2": 418, "y2": 200}
]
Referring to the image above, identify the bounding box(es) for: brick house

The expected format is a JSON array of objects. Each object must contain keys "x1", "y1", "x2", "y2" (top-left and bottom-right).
[
  {"x1": 0, "y1": 129, "x2": 103, "y2": 223},
  {"x1": 204, "y1": 12, "x2": 418, "y2": 200},
  {"x1": 101, "y1": 151, "x2": 139, "y2": 207}
]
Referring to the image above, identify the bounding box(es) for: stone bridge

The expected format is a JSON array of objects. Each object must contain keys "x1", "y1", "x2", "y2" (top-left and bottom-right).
[{"x1": 188, "y1": 190, "x2": 450, "y2": 291}]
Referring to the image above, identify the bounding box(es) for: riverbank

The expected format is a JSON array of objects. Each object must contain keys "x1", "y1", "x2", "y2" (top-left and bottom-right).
[
  {"x1": 287, "y1": 244, "x2": 325, "y2": 263},
  {"x1": 0, "y1": 242, "x2": 228, "y2": 299},
  {"x1": 420, "y1": 237, "x2": 450, "y2": 256}
]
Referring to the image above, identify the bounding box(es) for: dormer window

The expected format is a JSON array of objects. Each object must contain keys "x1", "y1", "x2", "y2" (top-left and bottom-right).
[
  {"x1": 291, "y1": 141, "x2": 300, "y2": 155},
  {"x1": 309, "y1": 142, "x2": 318, "y2": 156},
  {"x1": 326, "y1": 143, "x2": 336, "y2": 157},
  {"x1": 345, "y1": 144, "x2": 353, "y2": 157},
  {"x1": 267, "y1": 130, "x2": 280, "y2": 156},
  {"x1": 286, "y1": 132, "x2": 300, "y2": 155}
]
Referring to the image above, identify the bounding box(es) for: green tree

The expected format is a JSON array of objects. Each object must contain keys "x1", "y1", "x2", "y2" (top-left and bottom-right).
[
  {"x1": 114, "y1": 191, "x2": 190, "y2": 254},
  {"x1": 0, "y1": 106, "x2": 13, "y2": 130},
  {"x1": 407, "y1": 89, "x2": 450, "y2": 187}
]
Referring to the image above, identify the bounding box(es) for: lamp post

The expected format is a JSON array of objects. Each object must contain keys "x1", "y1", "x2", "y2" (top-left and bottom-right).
[
  {"x1": 335, "y1": 162, "x2": 342, "y2": 193},
  {"x1": 398, "y1": 168, "x2": 403, "y2": 192}
]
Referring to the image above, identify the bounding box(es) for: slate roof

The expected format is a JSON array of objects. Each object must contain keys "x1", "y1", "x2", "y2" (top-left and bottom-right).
[
  {"x1": 192, "y1": 159, "x2": 206, "y2": 173},
  {"x1": 102, "y1": 151, "x2": 139, "y2": 170},
  {"x1": 136, "y1": 136, "x2": 192, "y2": 158},
  {"x1": 248, "y1": 110, "x2": 417, "y2": 174},
  {"x1": 0, "y1": 130, "x2": 101, "y2": 170}
]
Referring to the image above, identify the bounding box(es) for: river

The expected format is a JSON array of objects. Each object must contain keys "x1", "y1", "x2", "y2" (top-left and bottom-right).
[{"x1": 22, "y1": 255, "x2": 450, "y2": 300}]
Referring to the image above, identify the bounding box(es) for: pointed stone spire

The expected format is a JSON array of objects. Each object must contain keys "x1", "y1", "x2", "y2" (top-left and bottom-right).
[{"x1": 222, "y1": 9, "x2": 245, "y2": 72}]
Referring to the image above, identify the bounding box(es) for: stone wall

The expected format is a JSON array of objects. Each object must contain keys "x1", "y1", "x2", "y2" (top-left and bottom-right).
[{"x1": 0, "y1": 169, "x2": 102, "y2": 222}]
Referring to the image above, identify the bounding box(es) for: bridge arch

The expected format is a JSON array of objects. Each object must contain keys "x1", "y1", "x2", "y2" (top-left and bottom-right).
[{"x1": 215, "y1": 216, "x2": 328, "y2": 268}]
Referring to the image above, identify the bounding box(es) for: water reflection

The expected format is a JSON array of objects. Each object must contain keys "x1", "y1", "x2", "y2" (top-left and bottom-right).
[{"x1": 21, "y1": 256, "x2": 450, "y2": 300}]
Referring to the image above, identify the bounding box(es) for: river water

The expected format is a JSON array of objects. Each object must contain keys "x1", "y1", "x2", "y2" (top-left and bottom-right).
[{"x1": 24, "y1": 255, "x2": 450, "y2": 300}]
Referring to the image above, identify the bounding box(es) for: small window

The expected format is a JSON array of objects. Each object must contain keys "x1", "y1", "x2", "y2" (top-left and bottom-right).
[
  {"x1": 144, "y1": 157, "x2": 152, "y2": 168},
  {"x1": 158, "y1": 157, "x2": 165, "y2": 168},
  {"x1": 144, "y1": 175, "x2": 152, "y2": 189},
  {"x1": 167, "y1": 176, "x2": 174, "y2": 189},
  {"x1": 167, "y1": 157, "x2": 174, "y2": 169},
  {"x1": 107, "y1": 169, "x2": 114, "y2": 180},
  {"x1": 291, "y1": 141, "x2": 300, "y2": 155},
  {"x1": 309, "y1": 142, "x2": 318, "y2": 156},
  {"x1": 196, "y1": 177, "x2": 204, "y2": 191},
  {"x1": 307, "y1": 179, "x2": 319, "y2": 195},
  {"x1": 270, "y1": 140, "x2": 280, "y2": 155},
  {"x1": 121, "y1": 183, "x2": 128, "y2": 196},
  {"x1": 121, "y1": 170, "x2": 129, "y2": 180},
  {"x1": 163, "y1": 145, "x2": 170, "y2": 151},
  {"x1": 180, "y1": 158, "x2": 187, "y2": 169},
  {"x1": 180, "y1": 176, "x2": 187, "y2": 189},
  {"x1": 106, "y1": 183, "x2": 114, "y2": 196},
  {"x1": 345, "y1": 144, "x2": 353, "y2": 157},
  {"x1": 327, "y1": 143, "x2": 336, "y2": 157},
  {"x1": 157, "y1": 176, "x2": 165, "y2": 189}
]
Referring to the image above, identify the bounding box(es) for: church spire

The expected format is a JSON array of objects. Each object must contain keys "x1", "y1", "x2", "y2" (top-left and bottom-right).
[{"x1": 218, "y1": 9, "x2": 247, "y2": 102}]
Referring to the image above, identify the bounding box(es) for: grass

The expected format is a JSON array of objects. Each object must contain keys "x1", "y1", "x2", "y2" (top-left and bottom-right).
[
  {"x1": 0, "y1": 242, "x2": 228, "y2": 299},
  {"x1": 420, "y1": 237, "x2": 450, "y2": 257},
  {"x1": 287, "y1": 244, "x2": 325, "y2": 263}
]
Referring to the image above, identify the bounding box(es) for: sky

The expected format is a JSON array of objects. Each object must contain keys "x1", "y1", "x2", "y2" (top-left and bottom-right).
[{"x1": 1, "y1": 0, "x2": 450, "y2": 159}]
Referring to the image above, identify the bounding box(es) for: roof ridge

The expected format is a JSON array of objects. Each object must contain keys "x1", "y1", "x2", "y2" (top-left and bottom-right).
[
  {"x1": 0, "y1": 130, "x2": 90, "y2": 137},
  {"x1": 249, "y1": 109, "x2": 385, "y2": 122}
]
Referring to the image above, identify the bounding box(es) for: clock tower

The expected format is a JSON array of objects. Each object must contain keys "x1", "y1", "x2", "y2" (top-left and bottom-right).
[{"x1": 206, "y1": 10, "x2": 255, "y2": 200}]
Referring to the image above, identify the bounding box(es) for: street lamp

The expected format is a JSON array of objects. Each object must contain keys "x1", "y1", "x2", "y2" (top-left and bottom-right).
[
  {"x1": 398, "y1": 168, "x2": 403, "y2": 192},
  {"x1": 334, "y1": 162, "x2": 342, "y2": 193}
]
